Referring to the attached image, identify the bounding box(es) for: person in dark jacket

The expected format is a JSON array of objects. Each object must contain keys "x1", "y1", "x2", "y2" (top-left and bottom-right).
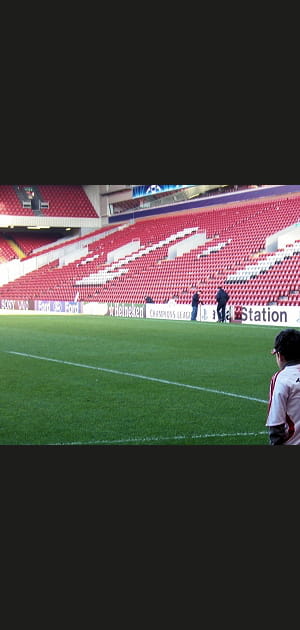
[
  {"x1": 191, "y1": 291, "x2": 201, "y2": 321},
  {"x1": 215, "y1": 287, "x2": 229, "y2": 322}
]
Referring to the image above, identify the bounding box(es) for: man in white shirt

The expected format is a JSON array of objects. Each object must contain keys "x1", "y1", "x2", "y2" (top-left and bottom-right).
[{"x1": 266, "y1": 328, "x2": 300, "y2": 445}]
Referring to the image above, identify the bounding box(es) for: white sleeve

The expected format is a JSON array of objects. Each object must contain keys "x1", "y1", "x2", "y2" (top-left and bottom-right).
[{"x1": 266, "y1": 373, "x2": 288, "y2": 427}]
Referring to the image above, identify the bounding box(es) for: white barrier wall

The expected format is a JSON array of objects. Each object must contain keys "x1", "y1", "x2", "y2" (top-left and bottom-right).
[
  {"x1": 107, "y1": 239, "x2": 140, "y2": 264},
  {"x1": 1, "y1": 299, "x2": 300, "y2": 327},
  {"x1": 168, "y1": 232, "x2": 206, "y2": 260},
  {"x1": 146, "y1": 303, "x2": 300, "y2": 326}
]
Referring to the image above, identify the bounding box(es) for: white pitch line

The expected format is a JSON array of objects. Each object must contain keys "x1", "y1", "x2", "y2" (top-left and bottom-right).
[
  {"x1": 47, "y1": 430, "x2": 269, "y2": 446},
  {"x1": 4, "y1": 350, "x2": 268, "y2": 404}
]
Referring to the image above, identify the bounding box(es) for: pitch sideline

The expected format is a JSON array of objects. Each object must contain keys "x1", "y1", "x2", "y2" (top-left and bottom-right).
[{"x1": 4, "y1": 349, "x2": 268, "y2": 404}]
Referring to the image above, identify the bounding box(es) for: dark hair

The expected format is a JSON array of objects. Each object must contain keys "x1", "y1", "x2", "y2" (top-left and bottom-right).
[{"x1": 273, "y1": 328, "x2": 300, "y2": 361}]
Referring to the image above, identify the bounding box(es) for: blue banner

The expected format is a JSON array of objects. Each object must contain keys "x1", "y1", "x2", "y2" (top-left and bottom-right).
[
  {"x1": 35, "y1": 300, "x2": 82, "y2": 314},
  {"x1": 132, "y1": 185, "x2": 194, "y2": 199}
]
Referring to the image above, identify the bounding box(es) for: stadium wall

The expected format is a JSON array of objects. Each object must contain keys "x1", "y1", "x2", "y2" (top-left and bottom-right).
[
  {"x1": 1, "y1": 298, "x2": 300, "y2": 327},
  {"x1": 108, "y1": 185, "x2": 300, "y2": 224}
]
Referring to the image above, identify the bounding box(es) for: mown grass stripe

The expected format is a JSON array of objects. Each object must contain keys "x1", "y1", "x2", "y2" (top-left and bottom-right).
[{"x1": 4, "y1": 350, "x2": 268, "y2": 404}]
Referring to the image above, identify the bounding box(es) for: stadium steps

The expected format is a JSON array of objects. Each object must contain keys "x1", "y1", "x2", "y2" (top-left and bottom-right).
[{"x1": 6, "y1": 238, "x2": 26, "y2": 259}]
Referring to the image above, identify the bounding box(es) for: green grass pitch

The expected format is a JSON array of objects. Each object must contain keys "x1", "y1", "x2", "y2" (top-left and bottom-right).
[{"x1": 0, "y1": 314, "x2": 283, "y2": 445}]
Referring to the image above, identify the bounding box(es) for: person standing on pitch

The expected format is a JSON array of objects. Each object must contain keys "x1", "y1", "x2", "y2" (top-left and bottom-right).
[
  {"x1": 191, "y1": 291, "x2": 201, "y2": 321},
  {"x1": 215, "y1": 286, "x2": 229, "y2": 323},
  {"x1": 266, "y1": 328, "x2": 300, "y2": 445}
]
